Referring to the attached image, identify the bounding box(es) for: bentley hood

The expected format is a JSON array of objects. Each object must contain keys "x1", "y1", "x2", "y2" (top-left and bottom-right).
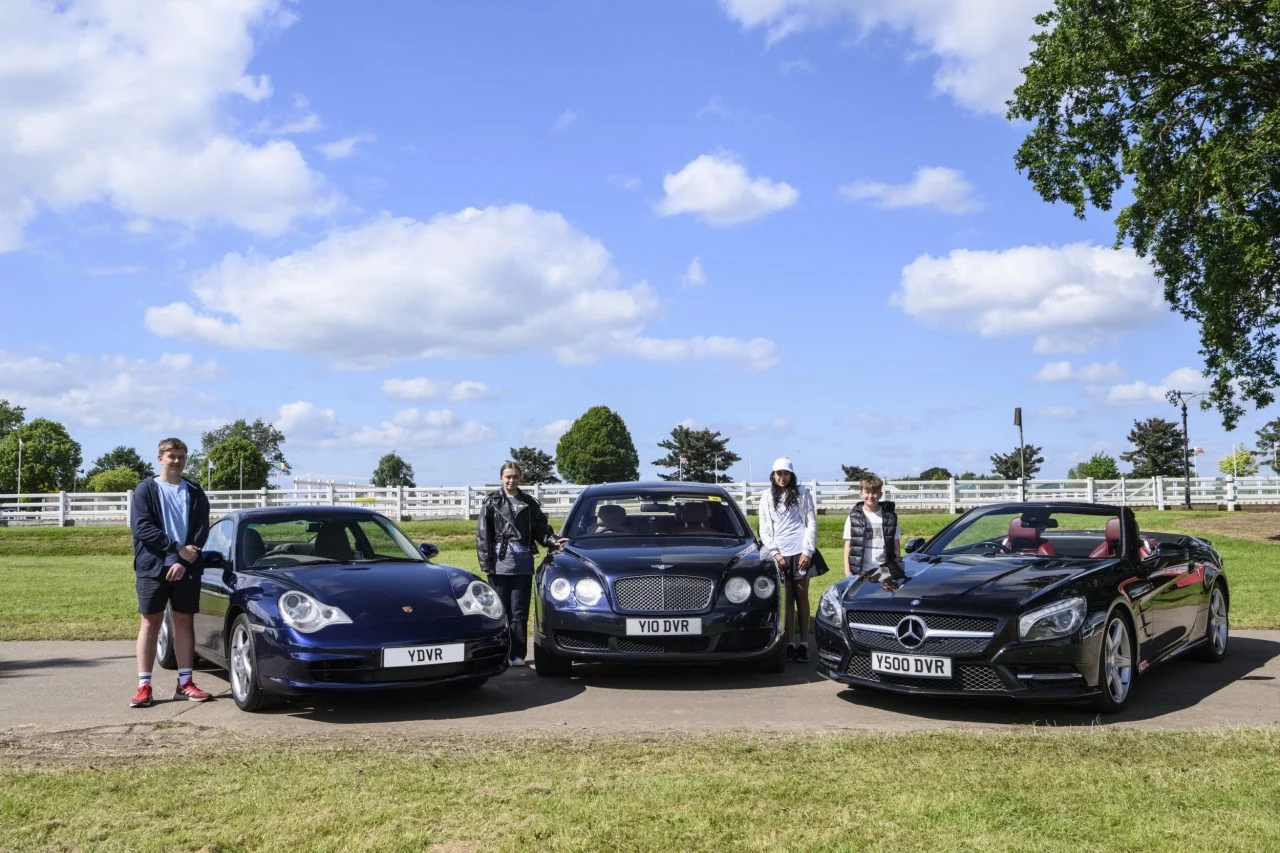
[{"x1": 553, "y1": 541, "x2": 762, "y2": 577}]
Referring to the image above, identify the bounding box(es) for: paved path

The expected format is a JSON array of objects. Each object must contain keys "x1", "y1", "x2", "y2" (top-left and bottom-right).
[{"x1": 2, "y1": 634, "x2": 1278, "y2": 741}]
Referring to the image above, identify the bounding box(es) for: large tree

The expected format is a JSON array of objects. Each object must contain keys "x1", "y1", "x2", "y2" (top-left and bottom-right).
[
  {"x1": 86, "y1": 445, "x2": 154, "y2": 482},
  {"x1": 0, "y1": 418, "x2": 83, "y2": 492},
  {"x1": 205, "y1": 436, "x2": 269, "y2": 490},
  {"x1": 841, "y1": 464, "x2": 875, "y2": 484},
  {"x1": 1120, "y1": 418, "x2": 1187, "y2": 478},
  {"x1": 651, "y1": 426, "x2": 740, "y2": 483},
  {"x1": 87, "y1": 467, "x2": 143, "y2": 493},
  {"x1": 990, "y1": 445, "x2": 1044, "y2": 480},
  {"x1": 1010, "y1": 0, "x2": 1280, "y2": 429},
  {"x1": 1218, "y1": 447, "x2": 1260, "y2": 477},
  {"x1": 917, "y1": 467, "x2": 954, "y2": 481},
  {"x1": 508, "y1": 446, "x2": 559, "y2": 485},
  {"x1": 0, "y1": 399, "x2": 24, "y2": 438},
  {"x1": 1256, "y1": 418, "x2": 1280, "y2": 475},
  {"x1": 1067, "y1": 452, "x2": 1121, "y2": 480},
  {"x1": 555, "y1": 406, "x2": 639, "y2": 485},
  {"x1": 191, "y1": 418, "x2": 289, "y2": 483},
  {"x1": 371, "y1": 452, "x2": 416, "y2": 487}
]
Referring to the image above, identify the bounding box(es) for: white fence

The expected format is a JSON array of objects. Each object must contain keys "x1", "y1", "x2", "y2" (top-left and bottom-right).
[{"x1": 2, "y1": 476, "x2": 1280, "y2": 526}]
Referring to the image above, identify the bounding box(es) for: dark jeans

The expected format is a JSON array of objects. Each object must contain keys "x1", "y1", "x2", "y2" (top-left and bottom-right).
[{"x1": 489, "y1": 573, "x2": 532, "y2": 659}]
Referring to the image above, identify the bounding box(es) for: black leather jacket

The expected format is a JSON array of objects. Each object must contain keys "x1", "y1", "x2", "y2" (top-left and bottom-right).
[{"x1": 475, "y1": 489, "x2": 559, "y2": 575}]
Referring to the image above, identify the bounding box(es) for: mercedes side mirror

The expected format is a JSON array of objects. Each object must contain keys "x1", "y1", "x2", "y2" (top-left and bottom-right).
[{"x1": 904, "y1": 537, "x2": 926, "y2": 554}]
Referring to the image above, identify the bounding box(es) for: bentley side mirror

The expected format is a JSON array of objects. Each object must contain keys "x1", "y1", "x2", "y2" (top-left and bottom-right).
[
  {"x1": 419, "y1": 542, "x2": 440, "y2": 560},
  {"x1": 904, "y1": 537, "x2": 926, "y2": 554}
]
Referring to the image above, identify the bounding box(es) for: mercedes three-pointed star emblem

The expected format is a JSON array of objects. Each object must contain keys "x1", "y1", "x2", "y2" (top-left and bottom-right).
[{"x1": 895, "y1": 615, "x2": 927, "y2": 649}]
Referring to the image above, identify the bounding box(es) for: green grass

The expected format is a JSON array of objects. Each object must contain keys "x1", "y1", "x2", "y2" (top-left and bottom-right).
[
  {"x1": 1, "y1": 512, "x2": 1277, "y2": 640},
  {"x1": 2, "y1": 729, "x2": 1277, "y2": 851}
]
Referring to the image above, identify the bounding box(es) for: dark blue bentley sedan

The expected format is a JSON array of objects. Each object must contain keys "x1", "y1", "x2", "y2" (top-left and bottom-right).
[
  {"x1": 155, "y1": 506, "x2": 509, "y2": 710},
  {"x1": 532, "y1": 482, "x2": 786, "y2": 676}
]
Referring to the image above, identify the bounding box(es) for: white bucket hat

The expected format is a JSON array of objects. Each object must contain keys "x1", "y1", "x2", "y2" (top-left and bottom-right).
[{"x1": 771, "y1": 457, "x2": 795, "y2": 474}]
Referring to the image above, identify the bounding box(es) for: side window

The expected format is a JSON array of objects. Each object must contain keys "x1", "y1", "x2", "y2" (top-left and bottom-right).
[{"x1": 205, "y1": 519, "x2": 233, "y2": 560}]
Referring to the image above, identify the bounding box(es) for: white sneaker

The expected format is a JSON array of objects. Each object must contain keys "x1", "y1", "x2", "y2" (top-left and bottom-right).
[{"x1": 509, "y1": 657, "x2": 526, "y2": 667}]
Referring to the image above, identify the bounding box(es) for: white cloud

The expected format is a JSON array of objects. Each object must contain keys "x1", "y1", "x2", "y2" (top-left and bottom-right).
[
  {"x1": 839, "y1": 166, "x2": 980, "y2": 213},
  {"x1": 891, "y1": 243, "x2": 1164, "y2": 344},
  {"x1": 552, "y1": 109, "x2": 578, "y2": 131},
  {"x1": 779, "y1": 55, "x2": 815, "y2": 75},
  {"x1": 0, "y1": 0, "x2": 336, "y2": 250},
  {"x1": 525, "y1": 418, "x2": 572, "y2": 446},
  {"x1": 696, "y1": 96, "x2": 732, "y2": 120},
  {"x1": 275, "y1": 400, "x2": 344, "y2": 447},
  {"x1": 148, "y1": 204, "x2": 777, "y2": 370},
  {"x1": 607, "y1": 174, "x2": 641, "y2": 191},
  {"x1": 1105, "y1": 368, "x2": 1209, "y2": 406},
  {"x1": 382, "y1": 377, "x2": 444, "y2": 401},
  {"x1": 1034, "y1": 360, "x2": 1124, "y2": 383},
  {"x1": 317, "y1": 133, "x2": 375, "y2": 161},
  {"x1": 681, "y1": 256, "x2": 706, "y2": 288},
  {"x1": 1037, "y1": 406, "x2": 1078, "y2": 420},
  {"x1": 450, "y1": 380, "x2": 499, "y2": 402},
  {"x1": 836, "y1": 412, "x2": 918, "y2": 432},
  {"x1": 351, "y1": 408, "x2": 495, "y2": 448},
  {"x1": 655, "y1": 153, "x2": 798, "y2": 226},
  {"x1": 721, "y1": 0, "x2": 1052, "y2": 113},
  {"x1": 619, "y1": 335, "x2": 779, "y2": 371}
]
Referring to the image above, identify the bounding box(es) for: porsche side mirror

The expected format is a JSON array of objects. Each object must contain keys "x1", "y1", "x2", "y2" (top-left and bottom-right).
[
  {"x1": 419, "y1": 542, "x2": 440, "y2": 560},
  {"x1": 904, "y1": 537, "x2": 926, "y2": 554},
  {"x1": 202, "y1": 551, "x2": 226, "y2": 569}
]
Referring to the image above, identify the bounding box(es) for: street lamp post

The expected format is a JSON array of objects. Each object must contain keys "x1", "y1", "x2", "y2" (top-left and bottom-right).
[{"x1": 1165, "y1": 390, "x2": 1205, "y2": 511}]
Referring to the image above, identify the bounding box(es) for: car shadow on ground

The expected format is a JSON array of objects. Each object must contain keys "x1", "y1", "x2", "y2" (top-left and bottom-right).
[
  {"x1": 831, "y1": 636, "x2": 1279, "y2": 726},
  {"x1": 562, "y1": 659, "x2": 827, "y2": 691},
  {"x1": 0, "y1": 654, "x2": 134, "y2": 676}
]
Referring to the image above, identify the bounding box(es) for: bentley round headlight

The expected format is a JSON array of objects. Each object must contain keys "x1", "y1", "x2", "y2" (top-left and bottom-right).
[
  {"x1": 725, "y1": 576, "x2": 751, "y2": 604},
  {"x1": 549, "y1": 577, "x2": 572, "y2": 602},
  {"x1": 574, "y1": 578, "x2": 604, "y2": 606},
  {"x1": 753, "y1": 576, "x2": 776, "y2": 599}
]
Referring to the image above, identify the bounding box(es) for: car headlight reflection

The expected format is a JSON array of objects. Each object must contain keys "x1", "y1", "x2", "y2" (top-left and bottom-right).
[
  {"x1": 574, "y1": 578, "x2": 604, "y2": 606},
  {"x1": 817, "y1": 586, "x2": 844, "y2": 627},
  {"x1": 725, "y1": 576, "x2": 751, "y2": 604},
  {"x1": 549, "y1": 577, "x2": 573, "y2": 602},
  {"x1": 458, "y1": 580, "x2": 505, "y2": 620},
  {"x1": 753, "y1": 575, "x2": 776, "y2": 599},
  {"x1": 279, "y1": 591, "x2": 352, "y2": 633},
  {"x1": 1018, "y1": 597, "x2": 1086, "y2": 641}
]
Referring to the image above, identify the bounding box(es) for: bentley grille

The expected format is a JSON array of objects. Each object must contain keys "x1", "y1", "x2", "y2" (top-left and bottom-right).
[{"x1": 613, "y1": 575, "x2": 714, "y2": 612}]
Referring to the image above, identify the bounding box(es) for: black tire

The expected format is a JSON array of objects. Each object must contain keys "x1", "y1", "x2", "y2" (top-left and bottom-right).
[
  {"x1": 755, "y1": 639, "x2": 788, "y2": 674},
  {"x1": 155, "y1": 607, "x2": 178, "y2": 670},
  {"x1": 227, "y1": 615, "x2": 273, "y2": 712},
  {"x1": 1192, "y1": 584, "x2": 1229, "y2": 662},
  {"x1": 1092, "y1": 610, "x2": 1136, "y2": 713},
  {"x1": 534, "y1": 642, "x2": 572, "y2": 677}
]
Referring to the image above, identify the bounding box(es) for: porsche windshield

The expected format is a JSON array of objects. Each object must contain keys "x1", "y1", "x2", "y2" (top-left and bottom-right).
[
  {"x1": 568, "y1": 492, "x2": 750, "y2": 539},
  {"x1": 242, "y1": 515, "x2": 424, "y2": 567},
  {"x1": 926, "y1": 507, "x2": 1124, "y2": 560}
]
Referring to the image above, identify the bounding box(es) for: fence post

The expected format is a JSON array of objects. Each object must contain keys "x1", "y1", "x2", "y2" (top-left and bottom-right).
[
  {"x1": 1086, "y1": 478, "x2": 1095, "y2": 504},
  {"x1": 948, "y1": 479, "x2": 957, "y2": 514},
  {"x1": 125, "y1": 488, "x2": 133, "y2": 519},
  {"x1": 58, "y1": 491, "x2": 68, "y2": 526},
  {"x1": 1155, "y1": 477, "x2": 1164, "y2": 511},
  {"x1": 464, "y1": 485, "x2": 472, "y2": 519},
  {"x1": 1226, "y1": 475, "x2": 1237, "y2": 511},
  {"x1": 327, "y1": 483, "x2": 336, "y2": 506}
]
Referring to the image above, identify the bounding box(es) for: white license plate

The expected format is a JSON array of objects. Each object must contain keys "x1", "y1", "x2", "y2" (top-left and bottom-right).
[
  {"x1": 382, "y1": 643, "x2": 465, "y2": 668},
  {"x1": 625, "y1": 617, "x2": 702, "y2": 636},
  {"x1": 871, "y1": 651, "x2": 952, "y2": 678}
]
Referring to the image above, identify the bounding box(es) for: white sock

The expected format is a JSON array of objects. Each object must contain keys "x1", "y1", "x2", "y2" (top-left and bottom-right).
[
  {"x1": 178, "y1": 668, "x2": 192, "y2": 685},
  {"x1": 138, "y1": 672, "x2": 152, "y2": 687}
]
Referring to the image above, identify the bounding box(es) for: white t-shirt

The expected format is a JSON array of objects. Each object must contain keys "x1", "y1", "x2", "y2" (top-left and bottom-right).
[
  {"x1": 842, "y1": 506, "x2": 901, "y2": 568},
  {"x1": 757, "y1": 486, "x2": 816, "y2": 558},
  {"x1": 156, "y1": 478, "x2": 189, "y2": 567}
]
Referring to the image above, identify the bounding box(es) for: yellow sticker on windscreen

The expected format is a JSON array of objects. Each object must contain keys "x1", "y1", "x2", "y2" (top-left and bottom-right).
[{"x1": 705, "y1": 495, "x2": 722, "y2": 502}]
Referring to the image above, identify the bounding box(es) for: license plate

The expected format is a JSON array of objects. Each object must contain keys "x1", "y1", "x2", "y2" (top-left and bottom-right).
[
  {"x1": 625, "y1": 617, "x2": 701, "y2": 636},
  {"x1": 382, "y1": 643, "x2": 465, "y2": 668},
  {"x1": 871, "y1": 651, "x2": 952, "y2": 678}
]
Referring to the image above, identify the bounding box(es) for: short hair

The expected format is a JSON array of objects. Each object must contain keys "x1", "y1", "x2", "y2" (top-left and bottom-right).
[
  {"x1": 861, "y1": 474, "x2": 884, "y2": 492},
  {"x1": 500, "y1": 461, "x2": 522, "y2": 478},
  {"x1": 158, "y1": 437, "x2": 188, "y2": 455}
]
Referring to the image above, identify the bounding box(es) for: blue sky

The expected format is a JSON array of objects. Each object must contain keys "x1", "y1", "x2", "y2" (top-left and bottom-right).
[{"x1": 1, "y1": 0, "x2": 1274, "y2": 486}]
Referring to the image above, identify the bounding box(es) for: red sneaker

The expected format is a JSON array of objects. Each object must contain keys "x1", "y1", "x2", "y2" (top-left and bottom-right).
[
  {"x1": 130, "y1": 683, "x2": 153, "y2": 708},
  {"x1": 173, "y1": 679, "x2": 212, "y2": 702}
]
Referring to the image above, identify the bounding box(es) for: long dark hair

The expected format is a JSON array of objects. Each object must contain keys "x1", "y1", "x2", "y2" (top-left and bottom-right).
[{"x1": 770, "y1": 470, "x2": 798, "y2": 509}]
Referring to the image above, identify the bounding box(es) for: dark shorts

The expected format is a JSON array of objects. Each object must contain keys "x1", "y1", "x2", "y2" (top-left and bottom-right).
[
  {"x1": 778, "y1": 554, "x2": 812, "y2": 583},
  {"x1": 136, "y1": 570, "x2": 201, "y2": 615}
]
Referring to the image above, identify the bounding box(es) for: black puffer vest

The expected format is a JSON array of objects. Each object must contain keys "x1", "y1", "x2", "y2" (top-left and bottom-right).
[{"x1": 846, "y1": 500, "x2": 899, "y2": 575}]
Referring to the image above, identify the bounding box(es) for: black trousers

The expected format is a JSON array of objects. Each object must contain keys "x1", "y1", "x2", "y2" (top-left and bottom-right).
[{"x1": 489, "y1": 573, "x2": 532, "y2": 659}]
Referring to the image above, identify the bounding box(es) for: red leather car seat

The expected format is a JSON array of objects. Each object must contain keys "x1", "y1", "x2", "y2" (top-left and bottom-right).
[
  {"x1": 1089, "y1": 517, "x2": 1122, "y2": 558},
  {"x1": 1007, "y1": 518, "x2": 1056, "y2": 556}
]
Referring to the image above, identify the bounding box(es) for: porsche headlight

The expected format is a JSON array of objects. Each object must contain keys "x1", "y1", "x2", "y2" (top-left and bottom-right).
[
  {"x1": 753, "y1": 575, "x2": 776, "y2": 599},
  {"x1": 458, "y1": 580, "x2": 505, "y2": 620},
  {"x1": 548, "y1": 577, "x2": 573, "y2": 602},
  {"x1": 725, "y1": 576, "x2": 751, "y2": 604},
  {"x1": 817, "y1": 586, "x2": 844, "y2": 627},
  {"x1": 279, "y1": 591, "x2": 352, "y2": 633},
  {"x1": 1018, "y1": 597, "x2": 1086, "y2": 641},
  {"x1": 574, "y1": 578, "x2": 604, "y2": 606}
]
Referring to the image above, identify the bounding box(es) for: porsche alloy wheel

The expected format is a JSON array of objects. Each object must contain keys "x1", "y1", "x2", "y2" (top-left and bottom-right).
[
  {"x1": 155, "y1": 607, "x2": 177, "y2": 670},
  {"x1": 228, "y1": 615, "x2": 272, "y2": 712}
]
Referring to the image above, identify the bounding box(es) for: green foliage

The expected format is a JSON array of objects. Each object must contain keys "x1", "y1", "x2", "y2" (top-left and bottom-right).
[
  {"x1": 0, "y1": 398, "x2": 24, "y2": 438},
  {"x1": 1121, "y1": 418, "x2": 1188, "y2": 478},
  {"x1": 508, "y1": 446, "x2": 559, "y2": 484},
  {"x1": 555, "y1": 405, "x2": 639, "y2": 484},
  {"x1": 1068, "y1": 452, "x2": 1121, "y2": 480},
  {"x1": 1010, "y1": 0, "x2": 1280, "y2": 429},
  {"x1": 0, "y1": 418, "x2": 83, "y2": 492},
  {"x1": 651, "y1": 425, "x2": 740, "y2": 483},
  {"x1": 1256, "y1": 418, "x2": 1280, "y2": 475},
  {"x1": 841, "y1": 464, "x2": 875, "y2": 483},
  {"x1": 190, "y1": 418, "x2": 288, "y2": 483},
  {"x1": 87, "y1": 467, "x2": 142, "y2": 493},
  {"x1": 205, "y1": 436, "x2": 269, "y2": 490},
  {"x1": 989, "y1": 444, "x2": 1044, "y2": 480},
  {"x1": 85, "y1": 445, "x2": 153, "y2": 482},
  {"x1": 917, "y1": 467, "x2": 953, "y2": 481},
  {"x1": 1219, "y1": 447, "x2": 1260, "y2": 477},
  {"x1": 371, "y1": 452, "x2": 416, "y2": 487}
]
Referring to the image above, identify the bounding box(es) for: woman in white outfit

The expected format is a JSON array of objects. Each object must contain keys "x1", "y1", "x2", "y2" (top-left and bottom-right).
[{"x1": 756, "y1": 457, "x2": 817, "y2": 662}]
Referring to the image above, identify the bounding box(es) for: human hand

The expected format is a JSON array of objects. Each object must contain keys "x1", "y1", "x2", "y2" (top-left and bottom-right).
[
  {"x1": 164, "y1": 563, "x2": 187, "y2": 582},
  {"x1": 178, "y1": 544, "x2": 200, "y2": 562},
  {"x1": 553, "y1": 537, "x2": 569, "y2": 552},
  {"x1": 798, "y1": 554, "x2": 812, "y2": 571}
]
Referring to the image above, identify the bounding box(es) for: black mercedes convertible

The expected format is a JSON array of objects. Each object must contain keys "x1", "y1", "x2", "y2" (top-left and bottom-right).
[{"x1": 814, "y1": 502, "x2": 1229, "y2": 711}]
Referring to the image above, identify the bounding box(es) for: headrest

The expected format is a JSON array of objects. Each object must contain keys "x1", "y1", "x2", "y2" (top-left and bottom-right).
[
  {"x1": 682, "y1": 501, "x2": 710, "y2": 524},
  {"x1": 1105, "y1": 517, "x2": 1121, "y2": 543},
  {"x1": 1008, "y1": 518, "x2": 1041, "y2": 545},
  {"x1": 597, "y1": 505, "x2": 626, "y2": 526}
]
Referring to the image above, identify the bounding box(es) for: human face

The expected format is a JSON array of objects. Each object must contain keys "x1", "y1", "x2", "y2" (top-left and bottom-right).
[
  {"x1": 861, "y1": 485, "x2": 882, "y2": 511},
  {"x1": 772, "y1": 469, "x2": 793, "y2": 487},
  {"x1": 157, "y1": 448, "x2": 187, "y2": 482},
  {"x1": 501, "y1": 468, "x2": 521, "y2": 495}
]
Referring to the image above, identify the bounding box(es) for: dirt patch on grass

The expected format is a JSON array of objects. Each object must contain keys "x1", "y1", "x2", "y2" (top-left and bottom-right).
[{"x1": 1170, "y1": 512, "x2": 1280, "y2": 543}]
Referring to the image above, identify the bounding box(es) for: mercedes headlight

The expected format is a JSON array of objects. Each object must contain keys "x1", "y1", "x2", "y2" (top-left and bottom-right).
[
  {"x1": 548, "y1": 577, "x2": 573, "y2": 602},
  {"x1": 574, "y1": 578, "x2": 604, "y2": 606},
  {"x1": 458, "y1": 580, "x2": 505, "y2": 620},
  {"x1": 1018, "y1": 597, "x2": 1086, "y2": 641},
  {"x1": 817, "y1": 586, "x2": 844, "y2": 627},
  {"x1": 725, "y1": 576, "x2": 751, "y2": 604},
  {"x1": 753, "y1": 575, "x2": 776, "y2": 599},
  {"x1": 279, "y1": 591, "x2": 352, "y2": 633}
]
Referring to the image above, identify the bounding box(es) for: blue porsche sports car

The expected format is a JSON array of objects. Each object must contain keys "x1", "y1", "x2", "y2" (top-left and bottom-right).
[{"x1": 155, "y1": 506, "x2": 509, "y2": 711}]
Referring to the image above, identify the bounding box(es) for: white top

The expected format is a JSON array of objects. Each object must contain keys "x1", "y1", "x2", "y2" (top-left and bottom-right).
[
  {"x1": 156, "y1": 477, "x2": 189, "y2": 567},
  {"x1": 843, "y1": 506, "x2": 902, "y2": 568},
  {"x1": 757, "y1": 485, "x2": 816, "y2": 558}
]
